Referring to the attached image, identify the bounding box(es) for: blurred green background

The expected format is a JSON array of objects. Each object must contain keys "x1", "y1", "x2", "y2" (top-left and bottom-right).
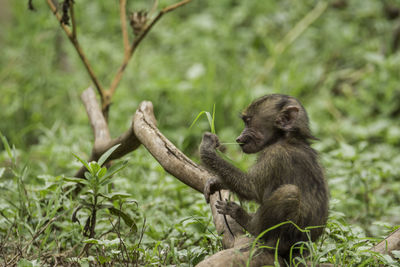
[{"x1": 1, "y1": 0, "x2": 400, "y2": 265}]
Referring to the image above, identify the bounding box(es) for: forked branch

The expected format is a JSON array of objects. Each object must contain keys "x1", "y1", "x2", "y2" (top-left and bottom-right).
[
  {"x1": 46, "y1": 0, "x2": 191, "y2": 119},
  {"x1": 74, "y1": 87, "x2": 143, "y2": 178},
  {"x1": 106, "y1": 0, "x2": 192, "y2": 107}
]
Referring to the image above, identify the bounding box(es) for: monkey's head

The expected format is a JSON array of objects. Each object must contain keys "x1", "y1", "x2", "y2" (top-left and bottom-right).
[{"x1": 236, "y1": 94, "x2": 316, "y2": 153}]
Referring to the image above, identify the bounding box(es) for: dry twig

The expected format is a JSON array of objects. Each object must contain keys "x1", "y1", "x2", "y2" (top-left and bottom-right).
[
  {"x1": 119, "y1": 0, "x2": 130, "y2": 59},
  {"x1": 106, "y1": 0, "x2": 192, "y2": 111}
]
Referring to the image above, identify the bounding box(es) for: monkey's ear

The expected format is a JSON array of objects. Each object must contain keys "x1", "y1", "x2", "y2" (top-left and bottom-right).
[{"x1": 275, "y1": 106, "x2": 299, "y2": 131}]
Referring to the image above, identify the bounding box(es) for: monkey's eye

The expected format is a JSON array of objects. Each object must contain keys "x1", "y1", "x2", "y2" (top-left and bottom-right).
[{"x1": 242, "y1": 116, "x2": 251, "y2": 125}]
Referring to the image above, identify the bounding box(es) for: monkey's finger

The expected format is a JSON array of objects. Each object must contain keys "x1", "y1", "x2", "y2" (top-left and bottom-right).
[{"x1": 216, "y1": 207, "x2": 228, "y2": 215}]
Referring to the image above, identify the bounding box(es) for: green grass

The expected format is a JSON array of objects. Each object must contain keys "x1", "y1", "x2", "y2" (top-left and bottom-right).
[{"x1": 1, "y1": 0, "x2": 400, "y2": 265}]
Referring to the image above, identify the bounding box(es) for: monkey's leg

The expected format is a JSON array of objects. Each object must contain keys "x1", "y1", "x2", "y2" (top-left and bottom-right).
[{"x1": 251, "y1": 184, "x2": 301, "y2": 236}]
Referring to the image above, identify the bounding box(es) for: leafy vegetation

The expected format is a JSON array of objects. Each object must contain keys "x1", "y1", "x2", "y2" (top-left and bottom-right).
[{"x1": 1, "y1": 0, "x2": 400, "y2": 266}]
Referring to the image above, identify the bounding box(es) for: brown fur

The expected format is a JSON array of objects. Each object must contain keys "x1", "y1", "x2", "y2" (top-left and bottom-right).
[{"x1": 200, "y1": 94, "x2": 329, "y2": 259}]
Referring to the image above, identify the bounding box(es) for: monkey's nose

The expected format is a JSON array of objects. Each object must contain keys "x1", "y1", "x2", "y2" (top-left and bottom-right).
[{"x1": 236, "y1": 136, "x2": 243, "y2": 144}]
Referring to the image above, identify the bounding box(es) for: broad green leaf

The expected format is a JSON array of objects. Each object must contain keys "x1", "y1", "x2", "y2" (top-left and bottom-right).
[
  {"x1": 97, "y1": 167, "x2": 107, "y2": 178},
  {"x1": 64, "y1": 176, "x2": 88, "y2": 185},
  {"x1": 392, "y1": 250, "x2": 400, "y2": 259},
  {"x1": 98, "y1": 144, "x2": 121, "y2": 166}
]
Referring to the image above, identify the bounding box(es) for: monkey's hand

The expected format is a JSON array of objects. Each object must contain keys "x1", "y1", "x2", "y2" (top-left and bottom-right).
[
  {"x1": 200, "y1": 132, "x2": 220, "y2": 152},
  {"x1": 215, "y1": 200, "x2": 244, "y2": 221},
  {"x1": 204, "y1": 177, "x2": 225, "y2": 203}
]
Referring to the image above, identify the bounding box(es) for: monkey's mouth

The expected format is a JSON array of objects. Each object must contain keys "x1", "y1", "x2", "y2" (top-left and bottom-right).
[{"x1": 238, "y1": 141, "x2": 254, "y2": 153}]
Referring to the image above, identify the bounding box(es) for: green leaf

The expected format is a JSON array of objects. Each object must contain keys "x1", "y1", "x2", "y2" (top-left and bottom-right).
[
  {"x1": 97, "y1": 167, "x2": 107, "y2": 178},
  {"x1": 103, "y1": 192, "x2": 132, "y2": 201},
  {"x1": 211, "y1": 103, "x2": 216, "y2": 134},
  {"x1": 64, "y1": 176, "x2": 89, "y2": 185},
  {"x1": 205, "y1": 111, "x2": 213, "y2": 133},
  {"x1": 99, "y1": 160, "x2": 128, "y2": 184},
  {"x1": 97, "y1": 204, "x2": 114, "y2": 210},
  {"x1": 83, "y1": 238, "x2": 100, "y2": 244},
  {"x1": 97, "y1": 255, "x2": 110, "y2": 264},
  {"x1": 84, "y1": 172, "x2": 93, "y2": 180},
  {"x1": 392, "y1": 250, "x2": 400, "y2": 259},
  {"x1": 189, "y1": 105, "x2": 216, "y2": 134},
  {"x1": 0, "y1": 132, "x2": 14, "y2": 163},
  {"x1": 98, "y1": 144, "x2": 121, "y2": 166},
  {"x1": 108, "y1": 207, "x2": 137, "y2": 232},
  {"x1": 99, "y1": 178, "x2": 113, "y2": 187},
  {"x1": 73, "y1": 153, "x2": 91, "y2": 173},
  {"x1": 189, "y1": 110, "x2": 207, "y2": 129},
  {"x1": 89, "y1": 162, "x2": 101, "y2": 174}
]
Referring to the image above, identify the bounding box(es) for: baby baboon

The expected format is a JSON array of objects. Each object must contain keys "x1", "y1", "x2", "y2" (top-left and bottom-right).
[{"x1": 200, "y1": 94, "x2": 328, "y2": 259}]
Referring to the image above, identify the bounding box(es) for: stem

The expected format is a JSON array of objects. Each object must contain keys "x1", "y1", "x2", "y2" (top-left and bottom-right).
[
  {"x1": 119, "y1": 0, "x2": 130, "y2": 59},
  {"x1": 90, "y1": 195, "x2": 98, "y2": 238},
  {"x1": 70, "y1": 0, "x2": 77, "y2": 40}
]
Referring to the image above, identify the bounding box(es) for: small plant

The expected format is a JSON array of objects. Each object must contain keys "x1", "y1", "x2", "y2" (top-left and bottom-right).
[{"x1": 66, "y1": 144, "x2": 138, "y2": 258}]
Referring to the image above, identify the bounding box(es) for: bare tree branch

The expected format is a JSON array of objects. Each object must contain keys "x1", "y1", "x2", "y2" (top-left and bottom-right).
[
  {"x1": 45, "y1": 0, "x2": 105, "y2": 101},
  {"x1": 81, "y1": 87, "x2": 111, "y2": 147}
]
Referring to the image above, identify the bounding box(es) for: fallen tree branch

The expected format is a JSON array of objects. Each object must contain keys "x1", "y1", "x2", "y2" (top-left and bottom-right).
[{"x1": 372, "y1": 228, "x2": 400, "y2": 256}]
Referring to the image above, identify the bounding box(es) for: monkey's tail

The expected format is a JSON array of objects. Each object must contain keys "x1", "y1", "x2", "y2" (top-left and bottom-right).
[{"x1": 218, "y1": 190, "x2": 235, "y2": 238}]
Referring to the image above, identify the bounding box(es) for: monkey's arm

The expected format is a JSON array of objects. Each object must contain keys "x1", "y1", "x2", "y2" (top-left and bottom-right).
[{"x1": 200, "y1": 132, "x2": 255, "y2": 200}]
